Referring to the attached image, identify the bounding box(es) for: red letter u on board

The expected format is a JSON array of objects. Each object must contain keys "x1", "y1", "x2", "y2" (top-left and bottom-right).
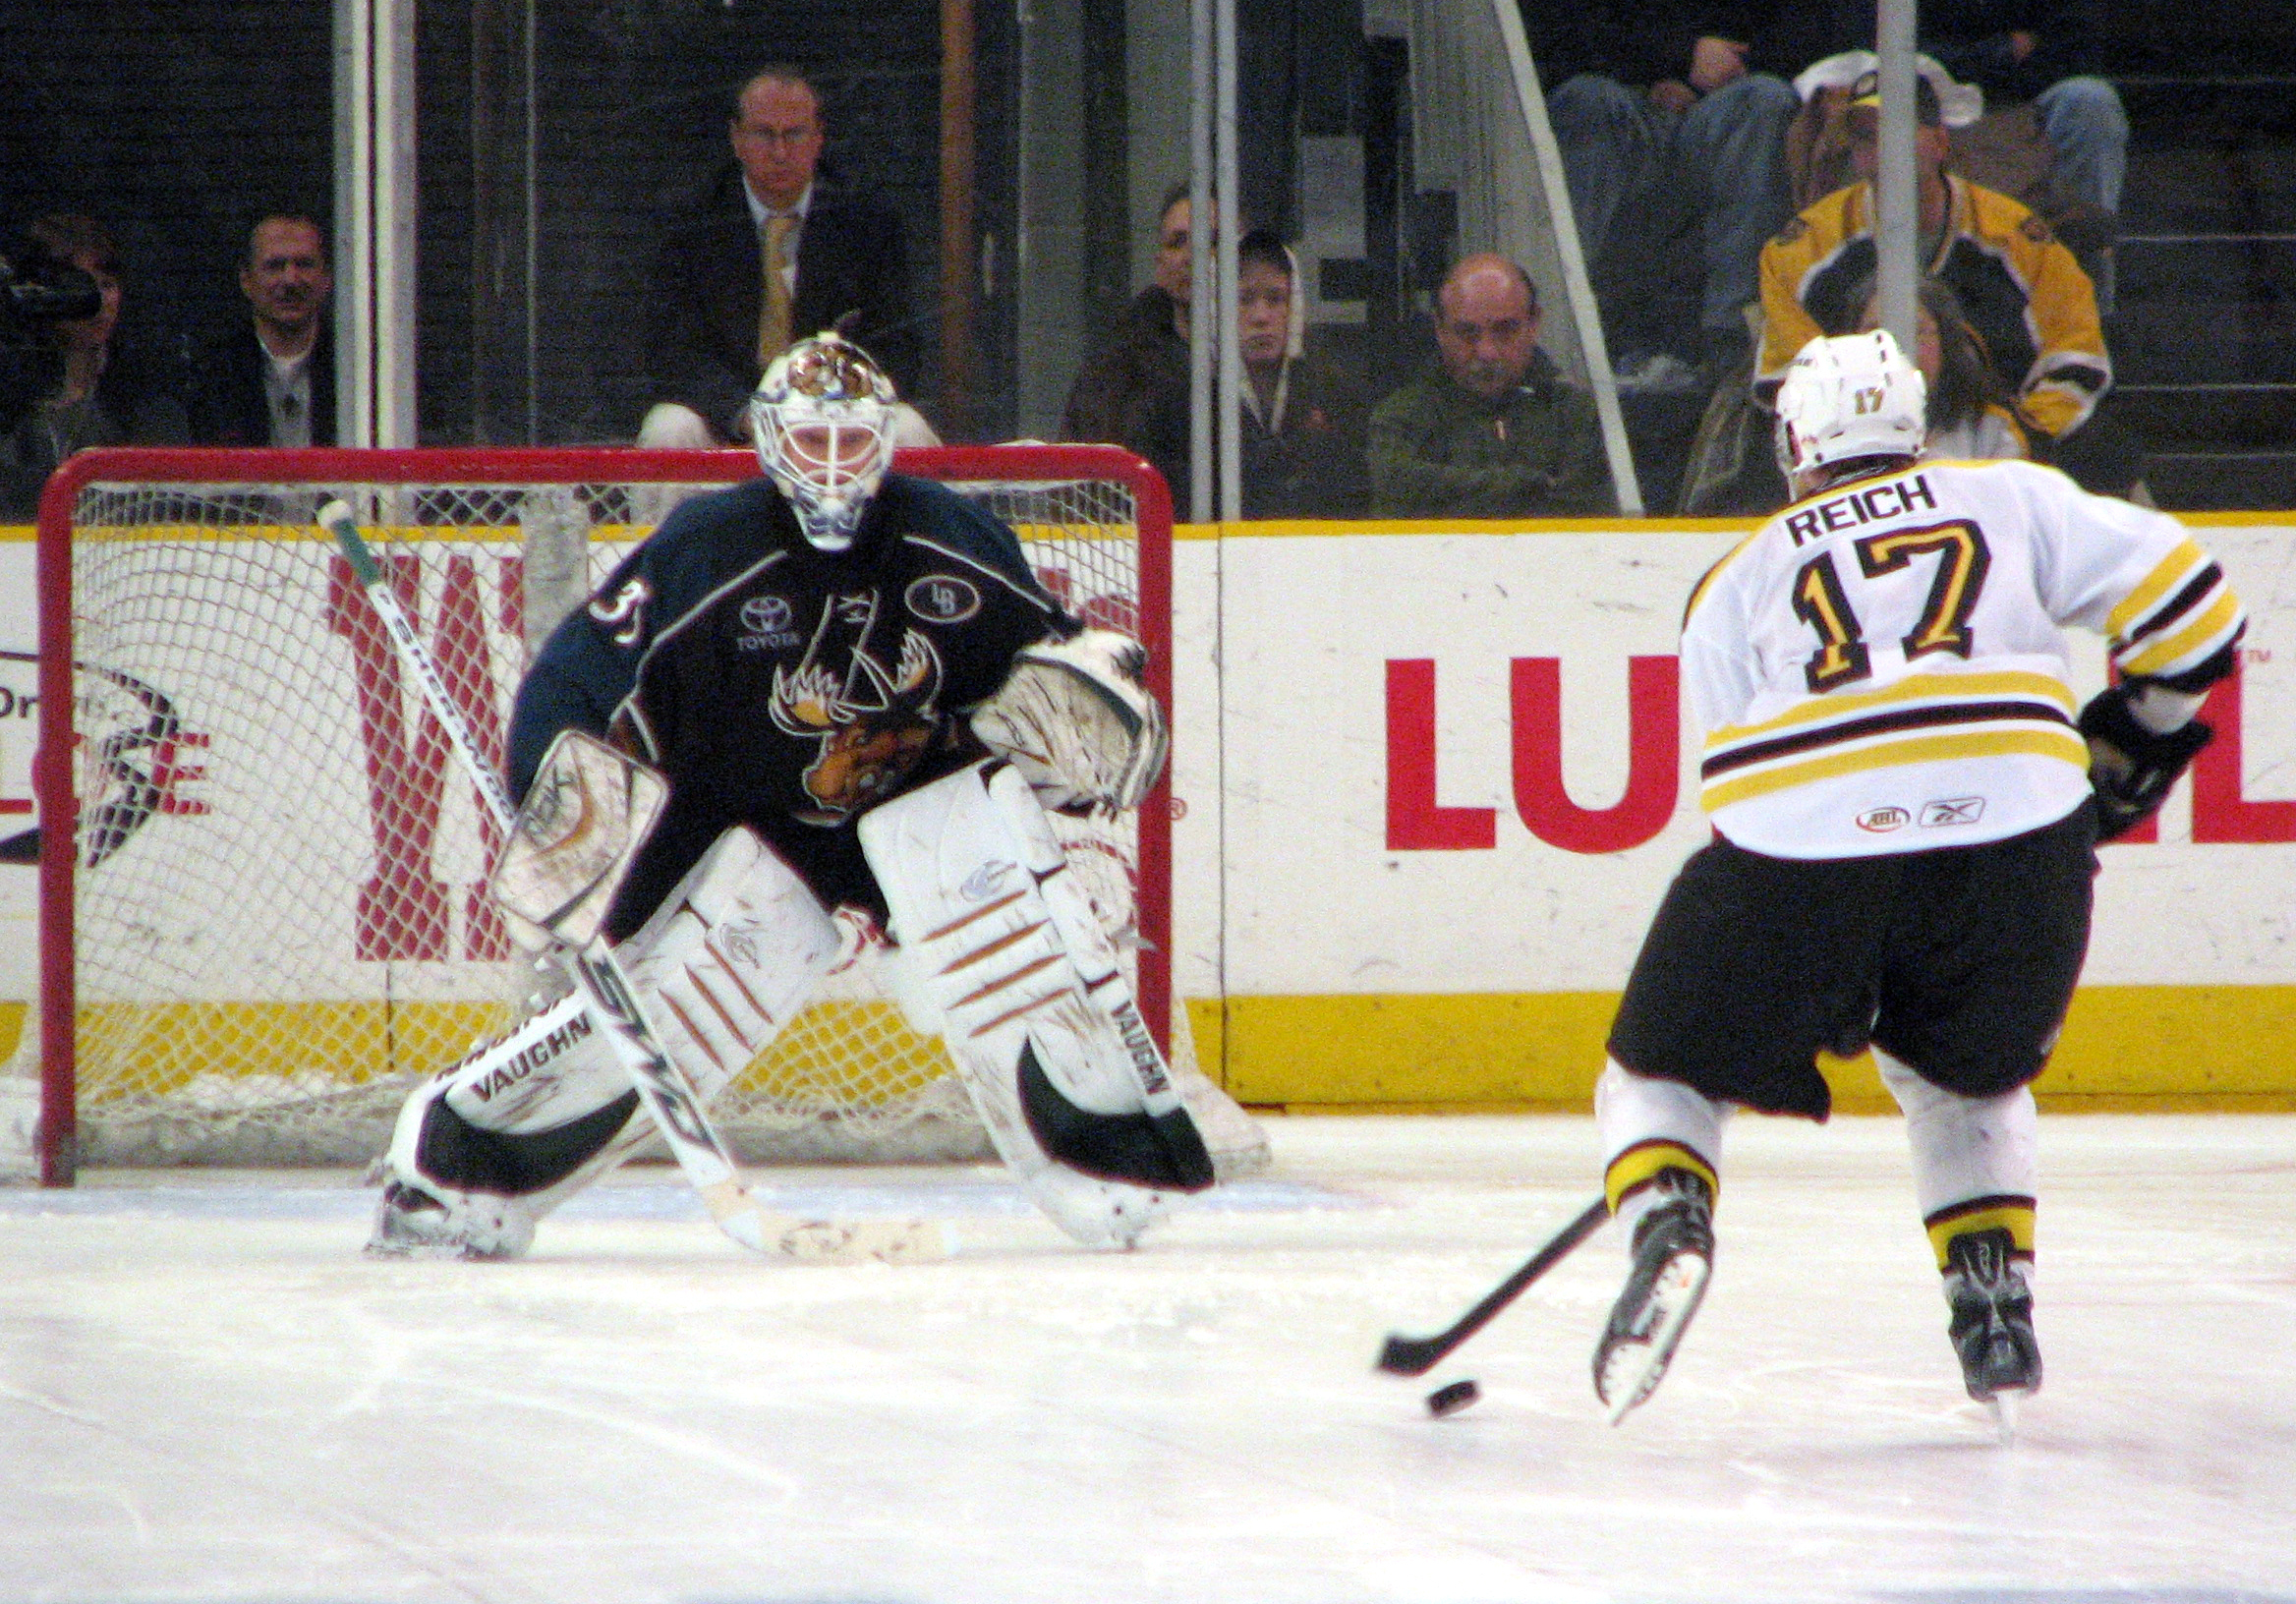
[{"x1": 1510, "y1": 656, "x2": 1680, "y2": 853}]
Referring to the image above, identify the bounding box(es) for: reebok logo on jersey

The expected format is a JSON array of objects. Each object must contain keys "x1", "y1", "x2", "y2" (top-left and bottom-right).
[
  {"x1": 1857, "y1": 806, "x2": 1911, "y2": 832},
  {"x1": 1921, "y1": 797, "x2": 1985, "y2": 827}
]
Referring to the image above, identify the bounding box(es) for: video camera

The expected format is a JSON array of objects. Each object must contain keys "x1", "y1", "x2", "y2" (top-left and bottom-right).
[{"x1": 1, "y1": 231, "x2": 102, "y2": 328}]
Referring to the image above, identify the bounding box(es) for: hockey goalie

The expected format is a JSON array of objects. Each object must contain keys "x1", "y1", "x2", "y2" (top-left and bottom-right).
[{"x1": 369, "y1": 333, "x2": 1224, "y2": 1259}]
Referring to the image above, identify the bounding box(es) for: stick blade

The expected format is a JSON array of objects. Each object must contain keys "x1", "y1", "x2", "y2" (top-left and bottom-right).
[
  {"x1": 1377, "y1": 1332, "x2": 1443, "y2": 1377},
  {"x1": 771, "y1": 1216, "x2": 948, "y2": 1266}
]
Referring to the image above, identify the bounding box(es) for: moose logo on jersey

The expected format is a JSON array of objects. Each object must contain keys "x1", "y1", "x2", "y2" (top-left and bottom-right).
[{"x1": 769, "y1": 624, "x2": 946, "y2": 825}]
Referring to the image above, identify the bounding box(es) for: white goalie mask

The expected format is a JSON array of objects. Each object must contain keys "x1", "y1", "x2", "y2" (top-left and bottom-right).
[
  {"x1": 1773, "y1": 329, "x2": 1928, "y2": 486},
  {"x1": 749, "y1": 333, "x2": 899, "y2": 551}
]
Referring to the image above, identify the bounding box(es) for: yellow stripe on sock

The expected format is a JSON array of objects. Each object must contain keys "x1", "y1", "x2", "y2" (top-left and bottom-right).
[
  {"x1": 1925, "y1": 1200, "x2": 2037, "y2": 1268},
  {"x1": 1604, "y1": 1140, "x2": 1719, "y2": 1215}
]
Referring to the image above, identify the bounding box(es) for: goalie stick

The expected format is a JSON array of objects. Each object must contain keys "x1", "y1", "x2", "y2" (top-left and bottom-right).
[
  {"x1": 1376, "y1": 1196, "x2": 1609, "y2": 1377},
  {"x1": 322, "y1": 499, "x2": 943, "y2": 1266}
]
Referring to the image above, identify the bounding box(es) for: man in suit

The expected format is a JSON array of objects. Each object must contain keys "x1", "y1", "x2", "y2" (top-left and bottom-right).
[
  {"x1": 639, "y1": 67, "x2": 921, "y2": 447},
  {"x1": 185, "y1": 214, "x2": 336, "y2": 448}
]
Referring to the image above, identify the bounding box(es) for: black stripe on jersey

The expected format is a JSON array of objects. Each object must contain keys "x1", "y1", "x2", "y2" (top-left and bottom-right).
[
  {"x1": 1701, "y1": 697, "x2": 2075, "y2": 778},
  {"x1": 2120, "y1": 561, "x2": 2223, "y2": 648}
]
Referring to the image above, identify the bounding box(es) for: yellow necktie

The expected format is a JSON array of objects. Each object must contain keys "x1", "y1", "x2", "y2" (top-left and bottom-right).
[{"x1": 758, "y1": 214, "x2": 795, "y2": 368}]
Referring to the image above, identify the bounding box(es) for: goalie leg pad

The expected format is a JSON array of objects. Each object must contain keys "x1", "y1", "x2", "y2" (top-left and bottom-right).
[
  {"x1": 370, "y1": 830, "x2": 838, "y2": 1256},
  {"x1": 860, "y1": 762, "x2": 1206, "y2": 1244},
  {"x1": 618, "y1": 827, "x2": 840, "y2": 1098}
]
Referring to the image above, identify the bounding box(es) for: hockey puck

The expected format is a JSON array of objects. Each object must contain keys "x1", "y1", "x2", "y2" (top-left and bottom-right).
[{"x1": 1425, "y1": 1379, "x2": 1481, "y2": 1417}]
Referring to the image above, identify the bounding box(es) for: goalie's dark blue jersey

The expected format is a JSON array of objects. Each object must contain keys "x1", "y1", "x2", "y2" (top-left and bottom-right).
[{"x1": 508, "y1": 473, "x2": 1064, "y2": 934}]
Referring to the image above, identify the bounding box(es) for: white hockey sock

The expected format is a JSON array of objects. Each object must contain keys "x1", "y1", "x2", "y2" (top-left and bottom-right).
[
  {"x1": 1595, "y1": 1059, "x2": 1727, "y2": 1243},
  {"x1": 1876, "y1": 1049, "x2": 2038, "y2": 1270}
]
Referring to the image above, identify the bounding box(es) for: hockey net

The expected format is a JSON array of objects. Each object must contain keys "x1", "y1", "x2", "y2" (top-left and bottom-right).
[{"x1": 20, "y1": 445, "x2": 1241, "y2": 1182}]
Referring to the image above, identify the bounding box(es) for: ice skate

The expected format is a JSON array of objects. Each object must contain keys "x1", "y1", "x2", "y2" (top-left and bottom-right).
[
  {"x1": 1593, "y1": 1168, "x2": 1714, "y2": 1423},
  {"x1": 366, "y1": 1177, "x2": 539, "y2": 1261},
  {"x1": 1942, "y1": 1227, "x2": 2040, "y2": 1406}
]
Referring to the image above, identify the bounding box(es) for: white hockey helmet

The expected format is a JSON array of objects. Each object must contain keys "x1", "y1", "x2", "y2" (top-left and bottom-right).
[
  {"x1": 748, "y1": 332, "x2": 898, "y2": 551},
  {"x1": 1773, "y1": 329, "x2": 1928, "y2": 486}
]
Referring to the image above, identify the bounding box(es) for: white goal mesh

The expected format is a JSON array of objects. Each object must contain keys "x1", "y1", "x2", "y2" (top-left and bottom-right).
[{"x1": 25, "y1": 446, "x2": 1213, "y2": 1177}]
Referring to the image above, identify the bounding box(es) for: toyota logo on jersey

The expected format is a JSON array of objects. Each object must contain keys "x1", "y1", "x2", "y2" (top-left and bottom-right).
[{"x1": 737, "y1": 594, "x2": 801, "y2": 652}]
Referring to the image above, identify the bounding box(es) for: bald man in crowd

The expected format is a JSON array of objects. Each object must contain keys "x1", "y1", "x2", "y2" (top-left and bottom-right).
[
  {"x1": 1366, "y1": 254, "x2": 1609, "y2": 516},
  {"x1": 640, "y1": 66, "x2": 919, "y2": 447}
]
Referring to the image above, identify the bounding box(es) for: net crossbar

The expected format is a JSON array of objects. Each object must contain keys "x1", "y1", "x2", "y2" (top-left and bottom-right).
[{"x1": 24, "y1": 446, "x2": 1177, "y2": 1179}]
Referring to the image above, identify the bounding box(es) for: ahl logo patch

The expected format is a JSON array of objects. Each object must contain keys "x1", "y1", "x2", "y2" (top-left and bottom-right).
[
  {"x1": 1857, "y1": 805, "x2": 1911, "y2": 833},
  {"x1": 906, "y1": 574, "x2": 982, "y2": 624}
]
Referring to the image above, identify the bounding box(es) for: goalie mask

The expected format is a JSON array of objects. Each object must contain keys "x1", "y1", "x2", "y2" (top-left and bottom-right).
[
  {"x1": 1773, "y1": 329, "x2": 1927, "y2": 487},
  {"x1": 749, "y1": 332, "x2": 898, "y2": 551}
]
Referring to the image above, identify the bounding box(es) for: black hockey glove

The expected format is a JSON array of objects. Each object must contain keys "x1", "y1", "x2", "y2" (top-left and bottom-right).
[{"x1": 2077, "y1": 686, "x2": 2213, "y2": 842}]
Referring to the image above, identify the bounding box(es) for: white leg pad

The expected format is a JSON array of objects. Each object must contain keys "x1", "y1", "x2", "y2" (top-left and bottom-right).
[
  {"x1": 440, "y1": 990, "x2": 628, "y2": 1134},
  {"x1": 618, "y1": 827, "x2": 840, "y2": 1099},
  {"x1": 1595, "y1": 1059, "x2": 1729, "y2": 1245},
  {"x1": 371, "y1": 829, "x2": 837, "y2": 1256},
  {"x1": 860, "y1": 761, "x2": 1205, "y2": 1247},
  {"x1": 1877, "y1": 1049, "x2": 2038, "y2": 1218}
]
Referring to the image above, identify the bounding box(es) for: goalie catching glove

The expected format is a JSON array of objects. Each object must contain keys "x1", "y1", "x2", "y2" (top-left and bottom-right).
[
  {"x1": 970, "y1": 628, "x2": 1168, "y2": 814},
  {"x1": 2078, "y1": 684, "x2": 2213, "y2": 842}
]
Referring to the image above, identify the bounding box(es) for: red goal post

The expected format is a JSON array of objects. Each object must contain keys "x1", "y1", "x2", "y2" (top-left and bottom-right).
[{"x1": 29, "y1": 444, "x2": 1175, "y2": 1185}]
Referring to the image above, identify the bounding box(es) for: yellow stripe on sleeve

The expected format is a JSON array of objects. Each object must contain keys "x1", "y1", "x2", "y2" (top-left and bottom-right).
[
  {"x1": 2118, "y1": 590, "x2": 2242, "y2": 679},
  {"x1": 2105, "y1": 538, "x2": 2207, "y2": 639}
]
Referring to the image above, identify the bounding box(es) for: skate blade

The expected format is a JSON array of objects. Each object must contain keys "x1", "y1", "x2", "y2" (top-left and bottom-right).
[
  {"x1": 1598, "y1": 1252, "x2": 1711, "y2": 1425},
  {"x1": 1986, "y1": 1388, "x2": 2024, "y2": 1443}
]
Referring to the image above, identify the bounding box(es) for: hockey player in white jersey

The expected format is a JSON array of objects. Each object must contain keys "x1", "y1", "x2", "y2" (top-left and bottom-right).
[{"x1": 1591, "y1": 330, "x2": 2246, "y2": 1422}]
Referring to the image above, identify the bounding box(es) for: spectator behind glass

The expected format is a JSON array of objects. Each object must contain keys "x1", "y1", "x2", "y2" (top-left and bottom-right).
[
  {"x1": 1527, "y1": 2, "x2": 1827, "y2": 377},
  {"x1": 639, "y1": 66, "x2": 923, "y2": 449},
  {"x1": 1061, "y1": 181, "x2": 1194, "y2": 502},
  {"x1": 1235, "y1": 228, "x2": 1368, "y2": 518},
  {"x1": 1366, "y1": 253, "x2": 1609, "y2": 517},
  {"x1": 1858, "y1": 278, "x2": 2036, "y2": 463},
  {"x1": 1756, "y1": 73, "x2": 2112, "y2": 455},
  {"x1": 1, "y1": 214, "x2": 188, "y2": 521},
  {"x1": 185, "y1": 213, "x2": 336, "y2": 447}
]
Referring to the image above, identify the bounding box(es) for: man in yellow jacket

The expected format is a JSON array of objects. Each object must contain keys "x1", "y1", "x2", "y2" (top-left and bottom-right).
[{"x1": 1755, "y1": 72, "x2": 2110, "y2": 448}]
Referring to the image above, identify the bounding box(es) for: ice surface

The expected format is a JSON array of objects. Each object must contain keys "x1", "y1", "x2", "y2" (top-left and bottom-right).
[{"x1": 3, "y1": 1114, "x2": 2292, "y2": 1604}]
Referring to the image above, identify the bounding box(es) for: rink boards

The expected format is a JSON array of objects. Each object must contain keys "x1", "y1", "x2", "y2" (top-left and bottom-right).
[
  {"x1": 6, "y1": 513, "x2": 2295, "y2": 1112},
  {"x1": 1166, "y1": 514, "x2": 2296, "y2": 1113}
]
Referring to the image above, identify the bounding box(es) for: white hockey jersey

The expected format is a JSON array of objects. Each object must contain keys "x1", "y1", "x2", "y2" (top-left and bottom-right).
[{"x1": 1684, "y1": 457, "x2": 2245, "y2": 859}]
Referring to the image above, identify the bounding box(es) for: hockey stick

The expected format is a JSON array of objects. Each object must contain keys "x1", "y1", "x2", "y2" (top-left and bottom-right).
[
  {"x1": 1376, "y1": 1196, "x2": 1609, "y2": 1376},
  {"x1": 322, "y1": 499, "x2": 943, "y2": 1265}
]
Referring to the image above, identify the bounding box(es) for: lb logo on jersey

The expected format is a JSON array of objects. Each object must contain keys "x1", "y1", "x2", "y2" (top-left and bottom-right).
[
  {"x1": 1857, "y1": 805, "x2": 1911, "y2": 833},
  {"x1": 736, "y1": 595, "x2": 802, "y2": 653},
  {"x1": 906, "y1": 574, "x2": 981, "y2": 624},
  {"x1": 769, "y1": 628, "x2": 946, "y2": 825}
]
